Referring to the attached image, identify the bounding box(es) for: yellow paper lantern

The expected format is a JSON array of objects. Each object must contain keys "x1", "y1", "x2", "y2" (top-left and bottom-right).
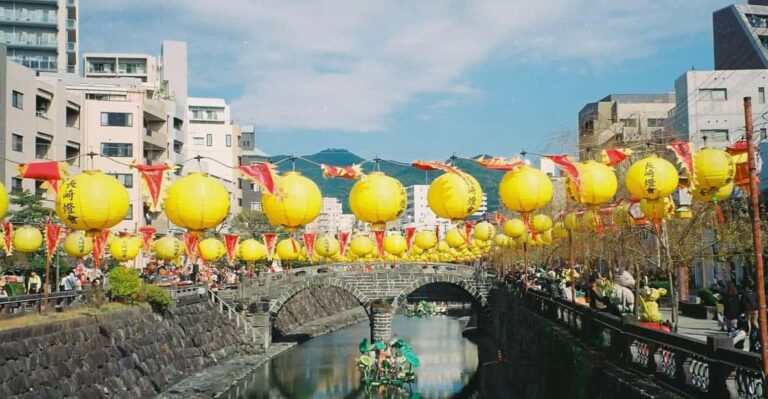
[
  {"x1": 413, "y1": 230, "x2": 437, "y2": 250},
  {"x1": 567, "y1": 161, "x2": 617, "y2": 205},
  {"x1": 553, "y1": 222, "x2": 568, "y2": 239},
  {"x1": 153, "y1": 236, "x2": 184, "y2": 261},
  {"x1": 473, "y1": 221, "x2": 496, "y2": 241},
  {"x1": 315, "y1": 235, "x2": 339, "y2": 258},
  {"x1": 237, "y1": 239, "x2": 267, "y2": 262},
  {"x1": 438, "y1": 240, "x2": 449, "y2": 252},
  {"x1": 109, "y1": 236, "x2": 142, "y2": 262},
  {"x1": 164, "y1": 172, "x2": 230, "y2": 233},
  {"x1": 198, "y1": 238, "x2": 226, "y2": 262},
  {"x1": 383, "y1": 234, "x2": 407, "y2": 256},
  {"x1": 581, "y1": 210, "x2": 599, "y2": 232},
  {"x1": 349, "y1": 236, "x2": 374, "y2": 257},
  {"x1": 56, "y1": 170, "x2": 130, "y2": 235},
  {"x1": 14, "y1": 226, "x2": 43, "y2": 253},
  {"x1": 349, "y1": 172, "x2": 406, "y2": 229},
  {"x1": 446, "y1": 228, "x2": 468, "y2": 248},
  {"x1": 692, "y1": 181, "x2": 734, "y2": 203},
  {"x1": 261, "y1": 171, "x2": 322, "y2": 231},
  {"x1": 503, "y1": 219, "x2": 526, "y2": 238},
  {"x1": 494, "y1": 234, "x2": 509, "y2": 247},
  {"x1": 531, "y1": 214, "x2": 552, "y2": 233},
  {"x1": 499, "y1": 166, "x2": 553, "y2": 213},
  {"x1": 676, "y1": 206, "x2": 693, "y2": 219},
  {"x1": 0, "y1": 182, "x2": 8, "y2": 221},
  {"x1": 542, "y1": 229, "x2": 553, "y2": 244},
  {"x1": 694, "y1": 148, "x2": 735, "y2": 191},
  {"x1": 63, "y1": 231, "x2": 93, "y2": 258},
  {"x1": 428, "y1": 172, "x2": 483, "y2": 221},
  {"x1": 564, "y1": 213, "x2": 579, "y2": 231},
  {"x1": 625, "y1": 156, "x2": 679, "y2": 200},
  {"x1": 275, "y1": 238, "x2": 301, "y2": 261},
  {"x1": 640, "y1": 197, "x2": 675, "y2": 222}
]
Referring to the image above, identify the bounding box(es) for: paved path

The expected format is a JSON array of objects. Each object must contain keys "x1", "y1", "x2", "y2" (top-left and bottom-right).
[{"x1": 661, "y1": 308, "x2": 726, "y2": 342}]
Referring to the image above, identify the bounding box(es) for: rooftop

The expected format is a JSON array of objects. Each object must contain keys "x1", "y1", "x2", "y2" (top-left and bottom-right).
[
  {"x1": 598, "y1": 93, "x2": 675, "y2": 104},
  {"x1": 188, "y1": 97, "x2": 227, "y2": 107}
]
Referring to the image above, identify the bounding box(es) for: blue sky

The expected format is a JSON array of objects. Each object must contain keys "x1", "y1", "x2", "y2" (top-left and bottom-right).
[{"x1": 82, "y1": 0, "x2": 733, "y2": 161}]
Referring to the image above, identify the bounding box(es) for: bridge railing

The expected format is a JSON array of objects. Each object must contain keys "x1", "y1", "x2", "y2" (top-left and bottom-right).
[
  {"x1": 0, "y1": 290, "x2": 81, "y2": 316},
  {"x1": 205, "y1": 286, "x2": 269, "y2": 350},
  {"x1": 519, "y1": 289, "x2": 762, "y2": 399}
]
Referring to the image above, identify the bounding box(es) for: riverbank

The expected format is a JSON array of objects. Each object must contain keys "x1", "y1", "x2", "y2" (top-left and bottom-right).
[{"x1": 276, "y1": 306, "x2": 369, "y2": 342}]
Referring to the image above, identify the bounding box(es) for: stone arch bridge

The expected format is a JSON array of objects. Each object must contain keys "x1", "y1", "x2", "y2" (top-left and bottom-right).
[{"x1": 219, "y1": 263, "x2": 497, "y2": 343}]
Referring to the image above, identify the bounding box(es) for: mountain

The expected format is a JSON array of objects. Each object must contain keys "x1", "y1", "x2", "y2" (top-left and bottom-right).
[{"x1": 271, "y1": 149, "x2": 504, "y2": 213}]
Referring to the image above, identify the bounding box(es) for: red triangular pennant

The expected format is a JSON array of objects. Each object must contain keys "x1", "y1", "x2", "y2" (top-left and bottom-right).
[
  {"x1": 320, "y1": 164, "x2": 364, "y2": 179},
  {"x1": 405, "y1": 227, "x2": 416, "y2": 251},
  {"x1": 45, "y1": 223, "x2": 62, "y2": 260},
  {"x1": 2, "y1": 222, "x2": 12, "y2": 256},
  {"x1": 545, "y1": 155, "x2": 581, "y2": 195},
  {"x1": 183, "y1": 232, "x2": 199, "y2": 264},
  {"x1": 338, "y1": 231, "x2": 350, "y2": 255},
  {"x1": 374, "y1": 230, "x2": 385, "y2": 257},
  {"x1": 138, "y1": 226, "x2": 156, "y2": 253},
  {"x1": 263, "y1": 233, "x2": 278, "y2": 260},
  {"x1": 239, "y1": 163, "x2": 279, "y2": 196},
  {"x1": 668, "y1": 140, "x2": 695, "y2": 186},
  {"x1": 303, "y1": 232, "x2": 316, "y2": 259},
  {"x1": 464, "y1": 221, "x2": 474, "y2": 246},
  {"x1": 224, "y1": 234, "x2": 239, "y2": 265},
  {"x1": 132, "y1": 164, "x2": 175, "y2": 212},
  {"x1": 92, "y1": 230, "x2": 110, "y2": 268}
]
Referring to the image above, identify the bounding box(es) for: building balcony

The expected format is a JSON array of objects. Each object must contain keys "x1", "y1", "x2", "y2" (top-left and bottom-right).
[
  {"x1": 66, "y1": 19, "x2": 76, "y2": 30},
  {"x1": 1, "y1": 36, "x2": 57, "y2": 49},
  {"x1": 66, "y1": 0, "x2": 76, "y2": 7},
  {"x1": 0, "y1": 13, "x2": 57, "y2": 26},
  {"x1": 66, "y1": 42, "x2": 75, "y2": 52},
  {"x1": 11, "y1": 57, "x2": 57, "y2": 71}
]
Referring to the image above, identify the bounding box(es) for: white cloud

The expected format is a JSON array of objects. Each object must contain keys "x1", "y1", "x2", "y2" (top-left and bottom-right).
[{"x1": 83, "y1": 0, "x2": 730, "y2": 132}]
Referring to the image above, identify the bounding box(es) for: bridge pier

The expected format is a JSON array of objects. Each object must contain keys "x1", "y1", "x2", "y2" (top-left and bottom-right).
[{"x1": 369, "y1": 303, "x2": 393, "y2": 343}]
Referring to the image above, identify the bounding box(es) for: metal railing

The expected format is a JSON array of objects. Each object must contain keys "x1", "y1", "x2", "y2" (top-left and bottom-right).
[
  {"x1": 206, "y1": 286, "x2": 268, "y2": 350},
  {"x1": 0, "y1": 290, "x2": 80, "y2": 315},
  {"x1": 519, "y1": 289, "x2": 763, "y2": 399}
]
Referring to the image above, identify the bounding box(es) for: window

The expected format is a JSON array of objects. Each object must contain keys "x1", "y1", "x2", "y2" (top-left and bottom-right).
[
  {"x1": 11, "y1": 91, "x2": 22, "y2": 109},
  {"x1": 206, "y1": 134, "x2": 213, "y2": 147},
  {"x1": 250, "y1": 202, "x2": 262, "y2": 211},
  {"x1": 647, "y1": 118, "x2": 665, "y2": 128},
  {"x1": 700, "y1": 129, "x2": 729, "y2": 143},
  {"x1": 109, "y1": 173, "x2": 133, "y2": 188},
  {"x1": 238, "y1": 198, "x2": 242, "y2": 207},
  {"x1": 761, "y1": 88, "x2": 766, "y2": 104},
  {"x1": 226, "y1": 134, "x2": 232, "y2": 147},
  {"x1": 11, "y1": 178, "x2": 23, "y2": 193},
  {"x1": 619, "y1": 118, "x2": 637, "y2": 127},
  {"x1": 699, "y1": 88, "x2": 727, "y2": 101},
  {"x1": 35, "y1": 181, "x2": 46, "y2": 197},
  {"x1": 762, "y1": 128, "x2": 767, "y2": 141},
  {"x1": 100, "y1": 112, "x2": 133, "y2": 127},
  {"x1": 242, "y1": 140, "x2": 251, "y2": 148},
  {"x1": 124, "y1": 204, "x2": 133, "y2": 220},
  {"x1": 193, "y1": 136, "x2": 205, "y2": 146},
  {"x1": 11, "y1": 134, "x2": 23, "y2": 152},
  {"x1": 101, "y1": 143, "x2": 133, "y2": 157}
]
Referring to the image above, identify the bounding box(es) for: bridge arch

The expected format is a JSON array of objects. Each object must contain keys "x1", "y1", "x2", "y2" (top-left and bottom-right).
[
  {"x1": 267, "y1": 276, "x2": 373, "y2": 318},
  {"x1": 391, "y1": 274, "x2": 489, "y2": 311}
]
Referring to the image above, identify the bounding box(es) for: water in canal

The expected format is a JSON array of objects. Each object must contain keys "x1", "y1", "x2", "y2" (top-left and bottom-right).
[{"x1": 224, "y1": 314, "x2": 479, "y2": 398}]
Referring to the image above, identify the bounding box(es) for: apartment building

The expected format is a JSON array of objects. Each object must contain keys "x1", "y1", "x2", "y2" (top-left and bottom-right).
[
  {"x1": 714, "y1": 0, "x2": 768, "y2": 70},
  {"x1": 0, "y1": 0, "x2": 78, "y2": 73},
  {"x1": 0, "y1": 44, "x2": 82, "y2": 204},
  {"x1": 238, "y1": 124, "x2": 270, "y2": 212},
  {"x1": 399, "y1": 185, "x2": 451, "y2": 233},
  {"x1": 577, "y1": 94, "x2": 676, "y2": 161},
  {"x1": 305, "y1": 197, "x2": 356, "y2": 235}
]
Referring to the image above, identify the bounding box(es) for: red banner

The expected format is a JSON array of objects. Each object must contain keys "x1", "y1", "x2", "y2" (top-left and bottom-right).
[
  {"x1": 183, "y1": 232, "x2": 199, "y2": 264},
  {"x1": 45, "y1": 223, "x2": 62, "y2": 260},
  {"x1": 239, "y1": 163, "x2": 279, "y2": 196},
  {"x1": 320, "y1": 164, "x2": 363, "y2": 179},
  {"x1": 545, "y1": 155, "x2": 581, "y2": 195},
  {"x1": 374, "y1": 230, "x2": 385, "y2": 257},
  {"x1": 668, "y1": 140, "x2": 695, "y2": 186},
  {"x1": 601, "y1": 148, "x2": 633, "y2": 166},
  {"x1": 475, "y1": 156, "x2": 525, "y2": 171},
  {"x1": 263, "y1": 233, "x2": 278, "y2": 260},
  {"x1": 92, "y1": 230, "x2": 110, "y2": 268},
  {"x1": 302, "y1": 232, "x2": 316, "y2": 259},
  {"x1": 464, "y1": 221, "x2": 474, "y2": 246},
  {"x1": 131, "y1": 163, "x2": 175, "y2": 212},
  {"x1": 17, "y1": 161, "x2": 67, "y2": 194},
  {"x1": 727, "y1": 140, "x2": 750, "y2": 188},
  {"x1": 138, "y1": 226, "x2": 156, "y2": 253},
  {"x1": 224, "y1": 234, "x2": 239, "y2": 265},
  {"x1": 411, "y1": 161, "x2": 460, "y2": 174},
  {"x1": 2, "y1": 222, "x2": 12, "y2": 256},
  {"x1": 405, "y1": 227, "x2": 416, "y2": 250},
  {"x1": 338, "y1": 231, "x2": 350, "y2": 255}
]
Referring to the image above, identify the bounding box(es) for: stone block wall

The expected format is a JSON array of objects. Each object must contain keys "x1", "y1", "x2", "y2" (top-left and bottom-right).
[
  {"x1": 0, "y1": 302, "x2": 258, "y2": 399},
  {"x1": 273, "y1": 286, "x2": 363, "y2": 335}
]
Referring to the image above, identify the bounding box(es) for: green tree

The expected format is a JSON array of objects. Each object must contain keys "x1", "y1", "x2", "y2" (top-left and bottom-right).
[
  {"x1": 232, "y1": 210, "x2": 280, "y2": 238},
  {"x1": 8, "y1": 190, "x2": 54, "y2": 224}
]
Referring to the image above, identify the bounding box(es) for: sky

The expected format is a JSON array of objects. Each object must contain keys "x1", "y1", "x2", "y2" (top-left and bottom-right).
[{"x1": 81, "y1": 0, "x2": 734, "y2": 161}]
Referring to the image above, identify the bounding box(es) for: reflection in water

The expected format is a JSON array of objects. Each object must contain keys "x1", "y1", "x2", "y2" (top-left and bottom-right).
[{"x1": 225, "y1": 315, "x2": 478, "y2": 399}]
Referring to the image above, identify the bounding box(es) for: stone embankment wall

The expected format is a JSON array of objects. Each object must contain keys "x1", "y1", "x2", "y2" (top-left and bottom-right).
[
  {"x1": 273, "y1": 286, "x2": 366, "y2": 336},
  {"x1": 492, "y1": 291, "x2": 683, "y2": 399},
  {"x1": 0, "y1": 302, "x2": 258, "y2": 399}
]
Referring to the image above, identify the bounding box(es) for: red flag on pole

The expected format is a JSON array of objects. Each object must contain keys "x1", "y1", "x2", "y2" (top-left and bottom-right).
[
  {"x1": 374, "y1": 230, "x2": 385, "y2": 257},
  {"x1": 224, "y1": 234, "x2": 239, "y2": 265},
  {"x1": 263, "y1": 233, "x2": 278, "y2": 260},
  {"x1": 131, "y1": 164, "x2": 176, "y2": 212},
  {"x1": 17, "y1": 161, "x2": 67, "y2": 194},
  {"x1": 92, "y1": 230, "x2": 110, "y2": 268},
  {"x1": 600, "y1": 148, "x2": 633, "y2": 166},
  {"x1": 45, "y1": 223, "x2": 62, "y2": 261},
  {"x1": 138, "y1": 226, "x2": 156, "y2": 253},
  {"x1": 2, "y1": 222, "x2": 12, "y2": 256},
  {"x1": 320, "y1": 164, "x2": 364, "y2": 179},
  {"x1": 338, "y1": 231, "x2": 350, "y2": 255},
  {"x1": 183, "y1": 232, "x2": 199, "y2": 264},
  {"x1": 405, "y1": 227, "x2": 416, "y2": 250},
  {"x1": 239, "y1": 163, "x2": 279, "y2": 196},
  {"x1": 668, "y1": 140, "x2": 695, "y2": 187},
  {"x1": 545, "y1": 155, "x2": 581, "y2": 195},
  {"x1": 302, "y1": 232, "x2": 316, "y2": 259}
]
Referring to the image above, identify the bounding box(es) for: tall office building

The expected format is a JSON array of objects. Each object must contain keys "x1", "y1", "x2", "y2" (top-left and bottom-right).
[
  {"x1": 0, "y1": 0, "x2": 78, "y2": 73},
  {"x1": 713, "y1": 0, "x2": 768, "y2": 70}
]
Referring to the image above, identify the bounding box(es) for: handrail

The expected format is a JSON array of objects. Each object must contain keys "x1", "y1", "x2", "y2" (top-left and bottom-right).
[
  {"x1": 518, "y1": 288, "x2": 763, "y2": 399},
  {"x1": 205, "y1": 286, "x2": 269, "y2": 350}
]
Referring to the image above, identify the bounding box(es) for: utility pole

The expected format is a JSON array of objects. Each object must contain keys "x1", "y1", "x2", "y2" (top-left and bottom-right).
[{"x1": 744, "y1": 96, "x2": 768, "y2": 386}]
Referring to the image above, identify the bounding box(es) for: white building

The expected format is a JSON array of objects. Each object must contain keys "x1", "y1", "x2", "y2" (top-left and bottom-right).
[
  {"x1": 305, "y1": 197, "x2": 355, "y2": 234},
  {"x1": 399, "y1": 185, "x2": 452, "y2": 233},
  {"x1": 0, "y1": 0, "x2": 78, "y2": 73}
]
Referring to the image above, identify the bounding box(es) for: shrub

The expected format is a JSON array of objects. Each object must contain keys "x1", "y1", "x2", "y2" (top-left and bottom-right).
[
  {"x1": 107, "y1": 266, "x2": 142, "y2": 302},
  {"x1": 647, "y1": 280, "x2": 671, "y2": 291},
  {"x1": 698, "y1": 288, "x2": 718, "y2": 306},
  {"x1": 85, "y1": 286, "x2": 108, "y2": 308},
  {"x1": 141, "y1": 284, "x2": 171, "y2": 313}
]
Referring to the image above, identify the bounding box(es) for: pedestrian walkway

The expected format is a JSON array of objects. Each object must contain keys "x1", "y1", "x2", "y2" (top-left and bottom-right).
[{"x1": 661, "y1": 308, "x2": 724, "y2": 342}]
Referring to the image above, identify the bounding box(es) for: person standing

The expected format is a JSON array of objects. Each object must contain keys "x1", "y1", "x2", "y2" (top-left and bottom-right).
[
  {"x1": 722, "y1": 282, "x2": 741, "y2": 332},
  {"x1": 741, "y1": 284, "x2": 759, "y2": 342},
  {"x1": 26, "y1": 271, "x2": 41, "y2": 294},
  {"x1": 63, "y1": 271, "x2": 77, "y2": 292}
]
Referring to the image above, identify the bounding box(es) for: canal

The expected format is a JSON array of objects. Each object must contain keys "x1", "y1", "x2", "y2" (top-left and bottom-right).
[{"x1": 223, "y1": 314, "x2": 480, "y2": 398}]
